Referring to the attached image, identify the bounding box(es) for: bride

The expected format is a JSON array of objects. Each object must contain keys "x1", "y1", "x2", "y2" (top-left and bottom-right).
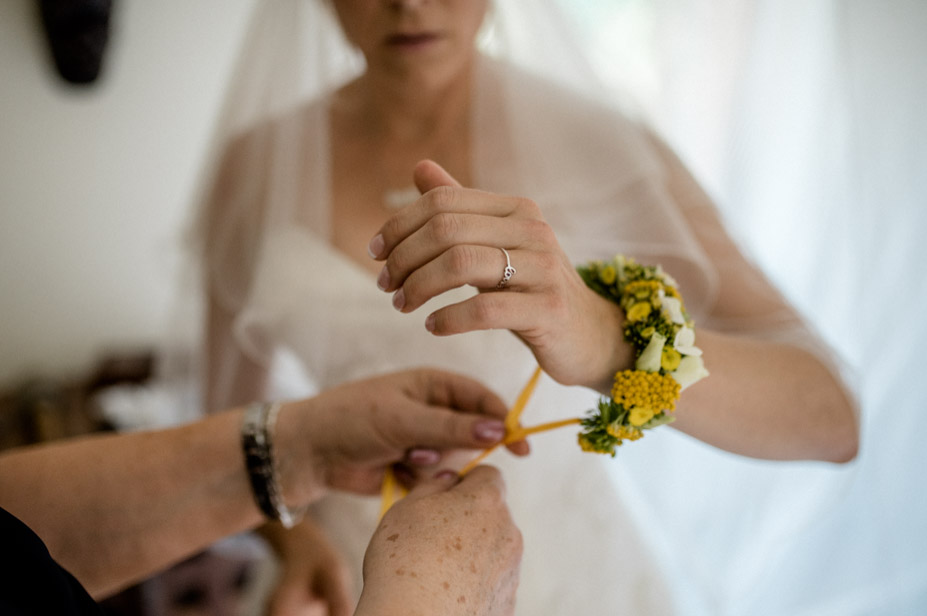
[{"x1": 191, "y1": 1, "x2": 858, "y2": 613}]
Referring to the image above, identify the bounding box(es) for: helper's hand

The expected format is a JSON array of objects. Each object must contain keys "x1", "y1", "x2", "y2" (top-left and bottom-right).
[
  {"x1": 367, "y1": 160, "x2": 630, "y2": 392},
  {"x1": 260, "y1": 519, "x2": 354, "y2": 616},
  {"x1": 275, "y1": 368, "x2": 528, "y2": 505},
  {"x1": 357, "y1": 466, "x2": 522, "y2": 616}
]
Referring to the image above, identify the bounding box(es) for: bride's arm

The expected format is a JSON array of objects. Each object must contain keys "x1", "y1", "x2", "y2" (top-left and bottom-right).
[
  {"x1": 643, "y1": 132, "x2": 858, "y2": 462},
  {"x1": 370, "y1": 160, "x2": 858, "y2": 463}
]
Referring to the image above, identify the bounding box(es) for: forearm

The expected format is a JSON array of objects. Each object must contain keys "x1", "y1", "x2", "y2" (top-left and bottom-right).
[
  {"x1": 0, "y1": 411, "x2": 263, "y2": 598},
  {"x1": 668, "y1": 329, "x2": 858, "y2": 462}
]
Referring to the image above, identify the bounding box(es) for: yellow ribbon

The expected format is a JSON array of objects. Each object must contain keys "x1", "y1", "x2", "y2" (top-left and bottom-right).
[{"x1": 379, "y1": 366, "x2": 581, "y2": 515}]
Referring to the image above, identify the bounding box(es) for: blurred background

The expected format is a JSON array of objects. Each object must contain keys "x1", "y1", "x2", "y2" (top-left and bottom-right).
[{"x1": 1, "y1": 0, "x2": 925, "y2": 614}]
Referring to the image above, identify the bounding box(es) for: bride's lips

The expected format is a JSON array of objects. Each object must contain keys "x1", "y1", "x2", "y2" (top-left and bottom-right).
[{"x1": 385, "y1": 32, "x2": 442, "y2": 50}]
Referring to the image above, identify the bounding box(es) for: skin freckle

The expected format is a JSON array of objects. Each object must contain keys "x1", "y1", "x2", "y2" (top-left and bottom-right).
[
  {"x1": 389, "y1": 552, "x2": 396, "y2": 558},
  {"x1": 387, "y1": 533, "x2": 400, "y2": 542},
  {"x1": 470, "y1": 562, "x2": 477, "y2": 573},
  {"x1": 395, "y1": 568, "x2": 405, "y2": 576},
  {"x1": 458, "y1": 595, "x2": 467, "y2": 604},
  {"x1": 442, "y1": 581, "x2": 450, "y2": 590}
]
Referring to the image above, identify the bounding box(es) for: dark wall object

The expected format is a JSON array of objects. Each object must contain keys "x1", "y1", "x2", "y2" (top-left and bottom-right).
[{"x1": 39, "y1": 0, "x2": 114, "y2": 85}]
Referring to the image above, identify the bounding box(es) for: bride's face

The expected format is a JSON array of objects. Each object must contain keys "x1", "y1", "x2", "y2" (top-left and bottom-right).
[{"x1": 331, "y1": 0, "x2": 489, "y2": 86}]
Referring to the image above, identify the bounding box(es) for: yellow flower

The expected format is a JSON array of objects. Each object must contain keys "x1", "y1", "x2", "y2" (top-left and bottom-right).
[
  {"x1": 641, "y1": 326, "x2": 655, "y2": 339},
  {"x1": 577, "y1": 434, "x2": 614, "y2": 454},
  {"x1": 626, "y1": 302, "x2": 652, "y2": 323},
  {"x1": 661, "y1": 347, "x2": 682, "y2": 371},
  {"x1": 628, "y1": 406, "x2": 655, "y2": 426},
  {"x1": 606, "y1": 423, "x2": 643, "y2": 441},
  {"x1": 612, "y1": 370, "x2": 681, "y2": 412},
  {"x1": 624, "y1": 280, "x2": 662, "y2": 300},
  {"x1": 599, "y1": 265, "x2": 617, "y2": 285}
]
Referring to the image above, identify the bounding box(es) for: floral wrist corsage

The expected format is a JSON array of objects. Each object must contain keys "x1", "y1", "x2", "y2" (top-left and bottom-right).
[{"x1": 575, "y1": 255, "x2": 709, "y2": 455}]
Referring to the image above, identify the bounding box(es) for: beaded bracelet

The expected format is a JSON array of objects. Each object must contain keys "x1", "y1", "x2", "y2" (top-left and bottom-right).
[
  {"x1": 241, "y1": 401, "x2": 308, "y2": 528},
  {"x1": 575, "y1": 255, "x2": 709, "y2": 455}
]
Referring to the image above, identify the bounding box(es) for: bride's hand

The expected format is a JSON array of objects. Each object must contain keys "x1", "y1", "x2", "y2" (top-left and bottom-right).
[{"x1": 367, "y1": 160, "x2": 631, "y2": 392}]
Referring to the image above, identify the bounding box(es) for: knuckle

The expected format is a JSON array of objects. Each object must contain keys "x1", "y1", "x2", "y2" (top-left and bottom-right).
[
  {"x1": 427, "y1": 212, "x2": 460, "y2": 244},
  {"x1": 515, "y1": 196, "x2": 542, "y2": 217},
  {"x1": 524, "y1": 217, "x2": 556, "y2": 245},
  {"x1": 445, "y1": 244, "x2": 476, "y2": 277},
  {"x1": 426, "y1": 185, "x2": 457, "y2": 212},
  {"x1": 534, "y1": 249, "x2": 559, "y2": 273}
]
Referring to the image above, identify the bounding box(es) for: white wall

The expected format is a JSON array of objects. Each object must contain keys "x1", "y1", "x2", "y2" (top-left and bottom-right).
[{"x1": 0, "y1": 0, "x2": 255, "y2": 387}]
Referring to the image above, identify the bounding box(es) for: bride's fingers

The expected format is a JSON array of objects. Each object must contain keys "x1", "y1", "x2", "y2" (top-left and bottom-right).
[
  {"x1": 369, "y1": 188, "x2": 537, "y2": 261},
  {"x1": 379, "y1": 214, "x2": 545, "y2": 293},
  {"x1": 424, "y1": 291, "x2": 555, "y2": 337},
  {"x1": 395, "y1": 246, "x2": 551, "y2": 313},
  {"x1": 413, "y1": 159, "x2": 462, "y2": 193}
]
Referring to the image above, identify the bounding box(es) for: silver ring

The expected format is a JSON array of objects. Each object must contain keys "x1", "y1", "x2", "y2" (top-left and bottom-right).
[{"x1": 497, "y1": 248, "x2": 516, "y2": 289}]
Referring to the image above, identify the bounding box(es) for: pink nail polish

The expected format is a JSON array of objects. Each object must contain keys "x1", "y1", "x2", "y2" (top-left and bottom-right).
[
  {"x1": 474, "y1": 420, "x2": 505, "y2": 442},
  {"x1": 407, "y1": 448, "x2": 441, "y2": 465},
  {"x1": 425, "y1": 314, "x2": 436, "y2": 332}
]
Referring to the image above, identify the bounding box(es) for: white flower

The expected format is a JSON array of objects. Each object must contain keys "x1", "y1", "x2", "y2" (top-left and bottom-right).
[
  {"x1": 671, "y1": 356, "x2": 710, "y2": 390},
  {"x1": 661, "y1": 296, "x2": 686, "y2": 325},
  {"x1": 673, "y1": 326, "x2": 703, "y2": 357},
  {"x1": 636, "y1": 332, "x2": 666, "y2": 372},
  {"x1": 655, "y1": 265, "x2": 679, "y2": 288}
]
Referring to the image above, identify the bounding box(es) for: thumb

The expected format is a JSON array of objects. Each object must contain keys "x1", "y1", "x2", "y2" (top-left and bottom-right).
[{"x1": 414, "y1": 159, "x2": 462, "y2": 193}]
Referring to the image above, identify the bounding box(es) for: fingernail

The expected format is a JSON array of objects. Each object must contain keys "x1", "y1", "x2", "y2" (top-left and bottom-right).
[
  {"x1": 474, "y1": 420, "x2": 506, "y2": 442},
  {"x1": 367, "y1": 234, "x2": 385, "y2": 259},
  {"x1": 407, "y1": 448, "x2": 441, "y2": 465},
  {"x1": 433, "y1": 470, "x2": 459, "y2": 482},
  {"x1": 425, "y1": 314, "x2": 436, "y2": 332},
  {"x1": 392, "y1": 288, "x2": 405, "y2": 311},
  {"x1": 377, "y1": 267, "x2": 390, "y2": 291}
]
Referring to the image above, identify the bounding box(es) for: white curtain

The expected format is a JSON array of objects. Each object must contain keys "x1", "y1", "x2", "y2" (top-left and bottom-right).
[{"x1": 568, "y1": 0, "x2": 927, "y2": 613}]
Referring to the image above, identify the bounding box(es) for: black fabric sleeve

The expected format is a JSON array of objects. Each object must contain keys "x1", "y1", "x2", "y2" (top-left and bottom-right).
[{"x1": 0, "y1": 506, "x2": 103, "y2": 616}]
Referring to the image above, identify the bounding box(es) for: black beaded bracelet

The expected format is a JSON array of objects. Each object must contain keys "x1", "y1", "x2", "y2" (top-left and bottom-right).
[{"x1": 241, "y1": 401, "x2": 307, "y2": 528}]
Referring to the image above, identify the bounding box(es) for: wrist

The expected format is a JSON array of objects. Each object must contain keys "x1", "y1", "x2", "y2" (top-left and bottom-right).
[
  {"x1": 587, "y1": 294, "x2": 633, "y2": 394},
  {"x1": 273, "y1": 400, "x2": 329, "y2": 508}
]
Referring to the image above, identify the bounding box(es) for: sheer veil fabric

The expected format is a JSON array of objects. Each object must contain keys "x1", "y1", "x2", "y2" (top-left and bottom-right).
[{"x1": 177, "y1": 1, "x2": 858, "y2": 613}]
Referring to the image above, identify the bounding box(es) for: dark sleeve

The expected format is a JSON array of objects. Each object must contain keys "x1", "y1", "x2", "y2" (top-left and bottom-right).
[{"x1": 0, "y1": 506, "x2": 103, "y2": 616}]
